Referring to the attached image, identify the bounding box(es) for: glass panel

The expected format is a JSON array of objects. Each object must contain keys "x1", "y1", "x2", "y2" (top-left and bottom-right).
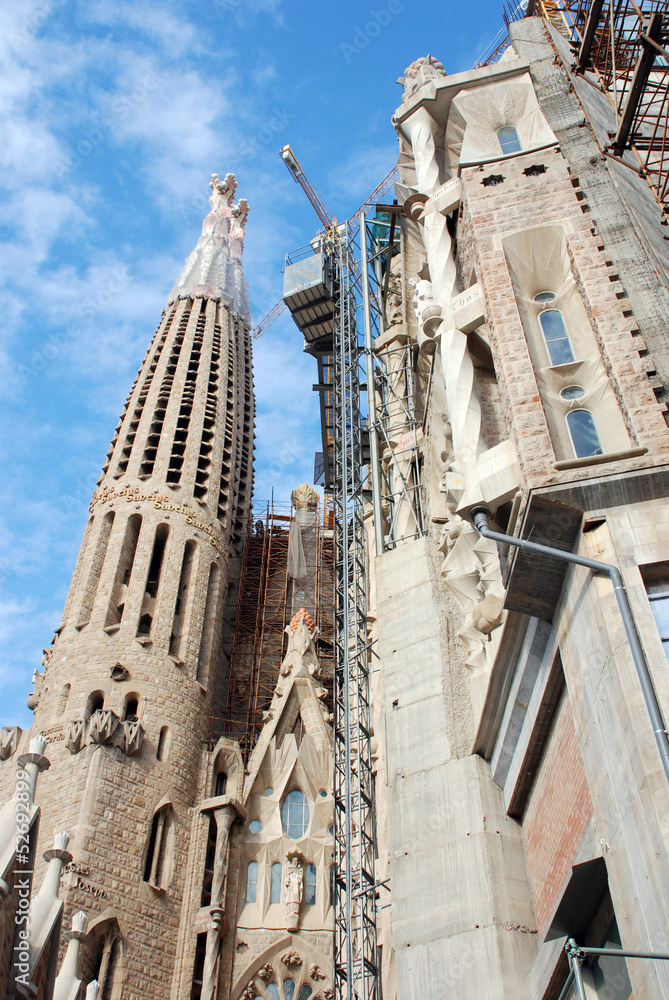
[
  {"x1": 282, "y1": 790, "x2": 309, "y2": 839},
  {"x1": 533, "y1": 290, "x2": 556, "y2": 303},
  {"x1": 497, "y1": 125, "x2": 522, "y2": 154},
  {"x1": 305, "y1": 864, "x2": 317, "y2": 905},
  {"x1": 539, "y1": 310, "x2": 575, "y2": 365},
  {"x1": 249, "y1": 820, "x2": 263, "y2": 833},
  {"x1": 266, "y1": 985, "x2": 280, "y2": 1000},
  {"x1": 298, "y1": 988, "x2": 313, "y2": 1000},
  {"x1": 566, "y1": 409, "x2": 603, "y2": 458},
  {"x1": 265, "y1": 787, "x2": 273, "y2": 796},
  {"x1": 650, "y1": 595, "x2": 669, "y2": 639},
  {"x1": 246, "y1": 861, "x2": 258, "y2": 903},
  {"x1": 271, "y1": 862, "x2": 282, "y2": 904},
  {"x1": 560, "y1": 385, "x2": 585, "y2": 400},
  {"x1": 284, "y1": 980, "x2": 295, "y2": 1000}
]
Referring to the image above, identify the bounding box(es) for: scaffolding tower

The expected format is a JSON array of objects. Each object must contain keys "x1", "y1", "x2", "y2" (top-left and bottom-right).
[
  {"x1": 281, "y1": 192, "x2": 428, "y2": 997},
  {"x1": 221, "y1": 500, "x2": 333, "y2": 762}
]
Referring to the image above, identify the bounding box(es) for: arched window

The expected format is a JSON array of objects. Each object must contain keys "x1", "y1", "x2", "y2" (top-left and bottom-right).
[
  {"x1": 85, "y1": 919, "x2": 123, "y2": 1000},
  {"x1": 305, "y1": 864, "x2": 317, "y2": 905},
  {"x1": 497, "y1": 125, "x2": 521, "y2": 154},
  {"x1": 85, "y1": 691, "x2": 104, "y2": 720},
  {"x1": 298, "y1": 987, "x2": 313, "y2": 1000},
  {"x1": 538, "y1": 309, "x2": 575, "y2": 365},
  {"x1": 215, "y1": 771, "x2": 227, "y2": 797},
  {"x1": 281, "y1": 790, "x2": 309, "y2": 839},
  {"x1": 271, "y1": 862, "x2": 282, "y2": 903},
  {"x1": 143, "y1": 804, "x2": 174, "y2": 890},
  {"x1": 123, "y1": 694, "x2": 139, "y2": 721},
  {"x1": 566, "y1": 409, "x2": 603, "y2": 458},
  {"x1": 284, "y1": 982, "x2": 295, "y2": 1000},
  {"x1": 246, "y1": 861, "x2": 258, "y2": 903}
]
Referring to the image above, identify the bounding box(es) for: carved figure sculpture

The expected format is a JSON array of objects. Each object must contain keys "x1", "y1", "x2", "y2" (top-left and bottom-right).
[{"x1": 284, "y1": 857, "x2": 304, "y2": 932}]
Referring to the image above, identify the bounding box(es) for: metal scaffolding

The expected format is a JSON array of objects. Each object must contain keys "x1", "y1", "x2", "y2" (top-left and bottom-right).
[{"x1": 221, "y1": 500, "x2": 333, "y2": 762}]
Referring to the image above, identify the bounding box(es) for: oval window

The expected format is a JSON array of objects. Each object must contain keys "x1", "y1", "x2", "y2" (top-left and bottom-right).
[
  {"x1": 533, "y1": 290, "x2": 556, "y2": 303},
  {"x1": 282, "y1": 790, "x2": 309, "y2": 839},
  {"x1": 560, "y1": 385, "x2": 585, "y2": 400},
  {"x1": 249, "y1": 820, "x2": 263, "y2": 834}
]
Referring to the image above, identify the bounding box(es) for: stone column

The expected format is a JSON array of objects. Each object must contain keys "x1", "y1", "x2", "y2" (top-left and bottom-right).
[{"x1": 200, "y1": 798, "x2": 245, "y2": 1000}]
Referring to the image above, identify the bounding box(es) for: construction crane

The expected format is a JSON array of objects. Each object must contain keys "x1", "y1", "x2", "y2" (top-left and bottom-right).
[{"x1": 251, "y1": 154, "x2": 399, "y2": 338}]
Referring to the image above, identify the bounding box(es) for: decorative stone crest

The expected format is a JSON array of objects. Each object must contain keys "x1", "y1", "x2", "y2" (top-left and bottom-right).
[
  {"x1": 241, "y1": 982, "x2": 257, "y2": 1000},
  {"x1": 110, "y1": 663, "x2": 130, "y2": 682},
  {"x1": 258, "y1": 963, "x2": 274, "y2": 982},
  {"x1": 281, "y1": 948, "x2": 303, "y2": 969},
  {"x1": 65, "y1": 720, "x2": 86, "y2": 755},
  {"x1": 310, "y1": 964, "x2": 326, "y2": 980},
  {"x1": 89, "y1": 710, "x2": 119, "y2": 745}
]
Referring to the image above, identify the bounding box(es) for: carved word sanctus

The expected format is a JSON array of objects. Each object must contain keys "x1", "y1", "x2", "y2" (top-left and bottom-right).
[{"x1": 89, "y1": 486, "x2": 227, "y2": 558}]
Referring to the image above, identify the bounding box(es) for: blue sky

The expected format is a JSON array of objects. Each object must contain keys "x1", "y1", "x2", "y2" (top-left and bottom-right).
[{"x1": 1, "y1": 0, "x2": 508, "y2": 726}]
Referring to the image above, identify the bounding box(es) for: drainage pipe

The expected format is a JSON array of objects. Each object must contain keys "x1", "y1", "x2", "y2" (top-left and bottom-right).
[{"x1": 472, "y1": 508, "x2": 669, "y2": 785}]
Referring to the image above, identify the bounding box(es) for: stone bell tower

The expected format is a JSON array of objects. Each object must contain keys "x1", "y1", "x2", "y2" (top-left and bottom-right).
[{"x1": 0, "y1": 172, "x2": 254, "y2": 998}]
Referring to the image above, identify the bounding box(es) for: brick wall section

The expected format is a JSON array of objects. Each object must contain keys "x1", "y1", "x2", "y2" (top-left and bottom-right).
[{"x1": 522, "y1": 683, "x2": 593, "y2": 935}]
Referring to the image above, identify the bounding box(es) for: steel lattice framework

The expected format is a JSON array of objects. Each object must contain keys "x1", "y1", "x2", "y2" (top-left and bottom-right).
[{"x1": 331, "y1": 227, "x2": 379, "y2": 1000}]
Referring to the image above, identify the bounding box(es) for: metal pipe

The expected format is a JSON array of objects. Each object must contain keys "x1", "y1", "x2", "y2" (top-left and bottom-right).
[
  {"x1": 556, "y1": 967, "x2": 576, "y2": 1000},
  {"x1": 472, "y1": 509, "x2": 669, "y2": 785},
  {"x1": 578, "y1": 945, "x2": 669, "y2": 960},
  {"x1": 359, "y1": 212, "x2": 386, "y2": 557},
  {"x1": 566, "y1": 940, "x2": 587, "y2": 1000}
]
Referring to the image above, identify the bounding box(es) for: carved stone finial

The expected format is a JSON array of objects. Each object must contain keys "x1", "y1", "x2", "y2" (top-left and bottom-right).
[
  {"x1": 71, "y1": 910, "x2": 88, "y2": 935},
  {"x1": 289, "y1": 607, "x2": 315, "y2": 635},
  {"x1": 398, "y1": 54, "x2": 446, "y2": 99},
  {"x1": 86, "y1": 982, "x2": 100, "y2": 1000},
  {"x1": 29, "y1": 734, "x2": 48, "y2": 757},
  {"x1": 291, "y1": 483, "x2": 319, "y2": 510}
]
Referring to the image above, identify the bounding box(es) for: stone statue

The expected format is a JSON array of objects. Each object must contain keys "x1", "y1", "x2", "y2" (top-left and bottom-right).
[{"x1": 284, "y1": 854, "x2": 304, "y2": 932}]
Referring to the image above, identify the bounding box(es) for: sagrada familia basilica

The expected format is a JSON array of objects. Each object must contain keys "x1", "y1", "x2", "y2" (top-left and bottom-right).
[{"x1": 4, "y1": 6, "x2": 669, "y2": 999}]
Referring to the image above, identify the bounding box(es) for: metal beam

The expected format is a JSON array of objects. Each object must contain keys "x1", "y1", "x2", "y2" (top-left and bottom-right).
[
  {"x1": 614, "y1": 12, "x2": 665, "y2": 153},
  {"x1": 576, "y1": 0, "x2": 606, "y2": 70}
]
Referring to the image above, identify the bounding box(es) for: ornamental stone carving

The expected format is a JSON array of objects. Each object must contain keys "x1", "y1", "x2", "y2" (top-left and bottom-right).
[
  {"x1": 121, "y1": 719, "x2": 144, "y2": 756},
  {"x1": 258, "y1": 963, "x2": 274, "y2": 982},
  {"x1": 241, "y1": 983, "x2": 257, "y2": 1000},
  {"x1": 89, "y1": 710, "x2": 119, "y2": 745},
  {"x1": 0, "y1": 726, "x2": 20, "y2": 760},
  {"x1": 65, "y1": 720, "x2": 85, "y2": 754},
  {"x1": 281, "y1": 948, "x2": 303, "y2": 969},
  {"x1": 310, "y1": 964, "x2": 326, "y2": 980}
]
